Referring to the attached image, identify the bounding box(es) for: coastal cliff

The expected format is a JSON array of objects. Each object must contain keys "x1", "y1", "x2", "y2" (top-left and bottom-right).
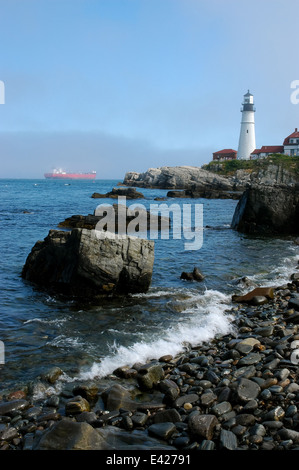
[
  {"x1": 123, "y1": 166, "x2": 239, "y2": 192},
  {"x1": 123, "y1": 156, "x2": 299, "y2": 194},
  {"x1": 231, "y1": 185, "x2": 299, "y2": 236}
]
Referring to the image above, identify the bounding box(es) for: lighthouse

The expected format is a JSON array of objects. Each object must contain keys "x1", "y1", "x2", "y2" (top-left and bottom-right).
[{"x1": 237, "y1": 90, "x2": 256, "y2": 160}]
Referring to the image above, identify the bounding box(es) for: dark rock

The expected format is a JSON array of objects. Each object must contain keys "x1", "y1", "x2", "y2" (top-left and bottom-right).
[
  {"x1": 289, "y1": 295, "x2": 299, "y2": 311},
  {"x1": 188, "y1": 414, "x2": 219, "y2": 440},
  {"x1": 65, "y1": 396, "x2": 90, "y2": 415},
  {"x1": 201, "y1": 391, "x2": 217, "y2": 407},
  {"x1": 101, "y1": 384, "x2": 137, "y2": 412},
  {"x1": 167, "y1": 190, "x2": 187, "y2": 198},
  {"x1": 0, "y1": 400, "x2": 29, "y2": 416},
  {"x1": 231, "y1": 185, "x2": 299, "y2": 235},
  {"x1": 148, "y1": 422, "x2": 177, "y2": 440},
  {"x1": 211, "y1": 401, "x2": 232, "y2": 417},
  {"x1": 263, "y1": 406, "x2": 285, "y2": 421},
  {"x1": 219, "y1": 429, "x2": 238, "y2": 450},
  {"x1": 278, "y1": 427, "x2": 299, "y2": 443},
  {"x1": 32, "y1": 418, "x2": 104, "y2": 450},
  {"x1": 46, "y1": 395, "x2": 60, "y2": 408},
  {"x1": 199, "y1": 440, "x2": 216, "y2": 450},
  {"x1": 59, "y1": 204, "x2": 170, "y2": 232},
  {"x1": 131, "y1": 412, "x2": 148, "y2": 427},
  {"x1": 249, "y1": 423, "x2": 266, "y2": 437},
  {"x1": 91, "y1": 187, "x2": 145, "y2": 199},
  {"x1": 22, "y1": 228, "x2": 154, "y2": 298},
  {"x1": 173, "y1": 436, "x2": 190, "y2": 448},
  {"x1": 41, "y1": 367, "x2": 63, "y2": 384},
  {"x1": 136, "y1": 363, "x2": 164, "y2": 391},
  {"x1": 97, "y1": 425, "x2": 176, "y2": 450},
  {"x1": 0, "y1": 425, "x2": 19, "y2": 441},
  {"x1": 75, "y1": 411, "x2": 98, "y2": 425},
  {"x1": 113, "y1": 366, "x2": 138, "y2": 379},
  {"x1": 152, "y1": 409, "x2": 181, "y2": 424},
  {"x1": 72, "y1": 383, "x2": 99, "y2": 402},
  {"x1": 180, "y1": 267, "x2": 205, "y2": 282},
  {"x1": 159, "y1": 379, "x2": 180, "y2": 404},
  {"x1": 235, "y1": 414, "x2": 256, "y2": 427},
  {"x1": 174, "y1": 394, "x2": 199, "y2": 408},
  {"x1": 238, "y1": 353, "x2": 262, "y2": 366},
  {"x1": 236, "y1": 378, "x2": 261, "y2": 402}
]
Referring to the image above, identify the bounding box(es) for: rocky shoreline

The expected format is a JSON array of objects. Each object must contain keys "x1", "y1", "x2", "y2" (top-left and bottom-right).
[{"x1": 1, "y1": 264, "x2": 299, "y2": 451}]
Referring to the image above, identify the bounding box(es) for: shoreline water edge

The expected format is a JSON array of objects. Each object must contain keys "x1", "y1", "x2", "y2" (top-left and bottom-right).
[{"x1": 0, "y1": 253, "x2": 299, "y2": 451}]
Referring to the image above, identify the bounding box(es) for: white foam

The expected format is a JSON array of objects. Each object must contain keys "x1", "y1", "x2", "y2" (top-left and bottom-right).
[
  {"x1": 244, "y1": 251, "x2": 299, "y2": 289},
  {"x1": 23, "y1": 317, "x2": 66, "y2": 326},
  {"x1": 78, "y1": 289, "x2": 235, "y2": 381},
  {"x1": 46, "y1": 335, "x2": 85, "y2": 349}
]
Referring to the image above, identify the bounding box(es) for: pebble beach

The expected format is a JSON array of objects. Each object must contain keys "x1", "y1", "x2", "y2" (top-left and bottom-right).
[{"x1": 1, "y1": 261, "x2": 299, "y2": 452}]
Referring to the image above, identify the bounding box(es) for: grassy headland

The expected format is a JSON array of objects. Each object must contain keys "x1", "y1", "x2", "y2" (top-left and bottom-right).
[{"x1": 202, "y1": 155, "x2": 299, "y2": 177}]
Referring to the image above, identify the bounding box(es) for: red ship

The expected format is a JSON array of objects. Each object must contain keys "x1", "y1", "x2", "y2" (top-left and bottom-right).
[{"x1": 44, "y1": 168, "x2": 96, "y2": 180}]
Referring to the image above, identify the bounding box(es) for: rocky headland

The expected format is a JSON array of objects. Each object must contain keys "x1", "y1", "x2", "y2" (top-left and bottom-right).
[
  {"x1": 123, "y1": 166, "x2": 240, "y2": 193},
  {"x1": 1, "y1": 267, "x2": 299, "y2": 451},
  {"x1": 122, "y1": 158, "x2": 299, "y2": 202}
]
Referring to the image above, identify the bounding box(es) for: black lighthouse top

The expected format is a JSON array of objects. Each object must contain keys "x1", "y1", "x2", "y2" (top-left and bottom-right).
[{"x1": 241, "y1": 90, "x2": 255, "y2": 112}]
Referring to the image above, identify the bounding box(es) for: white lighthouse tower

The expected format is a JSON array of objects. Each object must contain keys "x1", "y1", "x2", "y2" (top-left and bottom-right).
[{"x1": 237, "y1": 90, "x2": 256, "y2": 160}]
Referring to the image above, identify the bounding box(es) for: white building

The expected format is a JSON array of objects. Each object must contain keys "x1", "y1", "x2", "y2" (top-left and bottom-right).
[
  {"x1": 237, "y1": 91, "x2": 256, "y2": 160},
  {"x1": 250, "y1": 128, "x2": 299, "y2": 159},
  {"x1": 283, "y1": 128, "x2": 299, "y2": 156}
]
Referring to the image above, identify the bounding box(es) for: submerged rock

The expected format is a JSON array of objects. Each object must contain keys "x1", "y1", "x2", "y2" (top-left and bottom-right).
[
  {"x1": 180, "y1": 267, "x2": 205, "y2": 282},
  {"x1": 58, "y1": 204, "x2": 170, "y2": 232},
  {"x1": 22, "y1": 228, "x2": 154, "y2": 299},
  {"x1": 91, "y1": 187, "x2": 144, "y2": 199}
]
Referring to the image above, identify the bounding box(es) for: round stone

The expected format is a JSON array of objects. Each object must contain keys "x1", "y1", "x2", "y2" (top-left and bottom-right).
[
  {"x1": 236, "y1": 378, "x2": 261, "y2": 402},
  {"x1": 184, "y1": 403, "x2": 193, "y2": 410}
]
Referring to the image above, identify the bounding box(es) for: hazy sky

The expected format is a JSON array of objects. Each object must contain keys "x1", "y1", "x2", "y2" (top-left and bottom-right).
[{"x1": 0, "y1": 0, "x2": 299, "y2": 178}]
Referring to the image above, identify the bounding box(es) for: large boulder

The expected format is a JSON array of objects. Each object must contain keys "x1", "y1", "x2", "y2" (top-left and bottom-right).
[
  {"x1": 32, "y1": 418, "x2": 104, "y2": 450},
  {"x1": 231, "y1": 185, "x2": 299, "y2": 235},
  {"x1": 22, "y1": 228, "x2": 154, "y2": 298}
]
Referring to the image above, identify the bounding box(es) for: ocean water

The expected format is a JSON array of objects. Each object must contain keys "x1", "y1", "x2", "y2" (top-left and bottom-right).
[{"x1": 0, "y1": 178, "x2": 298, "y2": 393}]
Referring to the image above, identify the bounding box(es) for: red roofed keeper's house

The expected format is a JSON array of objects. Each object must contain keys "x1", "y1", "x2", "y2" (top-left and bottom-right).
[
  {"x1": 283, "y1": 128, "x2": 299, "y2": 156},
  {"x1": 213, "y1": 149, "x2": 237, "y2": 161},
  {"x1": 250, "y1": 146, "x2": 284, "y2": 159},
  {"x1": 250, "y1": 128, "x2": 299, "y2": 159}
]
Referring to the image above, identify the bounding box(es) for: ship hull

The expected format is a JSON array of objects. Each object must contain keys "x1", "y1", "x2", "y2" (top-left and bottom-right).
[{"x1": 44, "y1": 173, "x2": 96, "y2": 180}]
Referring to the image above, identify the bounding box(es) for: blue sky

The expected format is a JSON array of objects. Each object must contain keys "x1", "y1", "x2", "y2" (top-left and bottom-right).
[{"x1": 0, "y1": 0, "x2": 299, "y2": 178}]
